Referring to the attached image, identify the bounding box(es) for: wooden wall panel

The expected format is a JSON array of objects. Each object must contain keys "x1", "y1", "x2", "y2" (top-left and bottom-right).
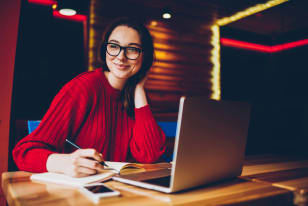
[
  {"x1": 87, "y1": 0, "x2": 270, "y2": 118},
  {"x1": 88, "y1": 0, "x2": 219, "y2": 119}
]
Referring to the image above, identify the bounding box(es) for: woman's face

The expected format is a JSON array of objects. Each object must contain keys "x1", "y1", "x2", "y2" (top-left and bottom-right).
[{"x1": 106, "y1": 25, "x2": 143, "y2": 81}]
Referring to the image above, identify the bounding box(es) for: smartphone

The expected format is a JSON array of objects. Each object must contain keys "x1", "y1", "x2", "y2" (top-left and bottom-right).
[{"x1": 79, "y1": 183, "x2": 120, "y2": 203}]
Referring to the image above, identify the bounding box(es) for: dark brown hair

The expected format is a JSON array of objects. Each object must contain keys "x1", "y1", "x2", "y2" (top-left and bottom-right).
[{"x1": 99, "y1": 17, "x2": 154, "y2": 117}]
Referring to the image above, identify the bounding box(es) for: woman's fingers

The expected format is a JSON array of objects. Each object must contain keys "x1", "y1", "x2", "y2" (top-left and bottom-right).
[
  {"x1": 46, "y1": 151, "x2": 106, "y2": 178},
  {"x1": 72, "y1": 166, "x2": 98, "y2": 177},
  {"x1": 76, "y1": 156, "x2": 104, "y2": 171},
  {"x1": 70, "y1": 149, "x2": 105, "y2": 175},
  {"x1": 74, "y1": 148, "x2": 104, "y2": 163}
]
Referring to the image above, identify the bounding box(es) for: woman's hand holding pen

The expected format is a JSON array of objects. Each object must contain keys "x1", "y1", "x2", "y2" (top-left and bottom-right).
[{"x1": 46, "y1": 149, "x2": 105, "y2": 177}]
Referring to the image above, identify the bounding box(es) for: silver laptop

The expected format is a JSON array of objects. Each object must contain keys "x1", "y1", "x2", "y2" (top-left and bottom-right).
[{"x1": 113, "y1": 96, "x2": 251, "y2": 193}]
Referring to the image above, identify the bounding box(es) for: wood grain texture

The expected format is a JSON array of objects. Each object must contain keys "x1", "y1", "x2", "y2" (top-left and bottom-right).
[
  {"x1": 88, "y1": 0, "x2": 216, "y2": 115},
  {"x1": 242, "y1": 160, "x2": 308, "y2": 176},
  {"x1": 2, "y1": 171, "x2": 292, "y2": 206},
  {"x1": 87, "y1": 0, "x2": 284, "y2": 116},
  {"x1": 242, "y1": 155, "x2": 308, "y2": 206}
]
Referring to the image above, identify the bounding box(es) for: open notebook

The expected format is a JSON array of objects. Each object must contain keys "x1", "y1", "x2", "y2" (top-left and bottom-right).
[
  {"x1": 105, "y1": 161, "x2": 145, "y2": 174},
  {"x1": 30, "y1": 161, "x2": 170, "y2": 187}
]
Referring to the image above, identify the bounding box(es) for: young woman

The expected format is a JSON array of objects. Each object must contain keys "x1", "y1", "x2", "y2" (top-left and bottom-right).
[{"x1": 13, "y1": 17, "x2": 166, "y2": 177}]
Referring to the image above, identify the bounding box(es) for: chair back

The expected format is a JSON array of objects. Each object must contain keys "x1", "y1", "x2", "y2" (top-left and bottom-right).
[{"x1": 27, "y1": 120, "x2": 41, "y2": 134}]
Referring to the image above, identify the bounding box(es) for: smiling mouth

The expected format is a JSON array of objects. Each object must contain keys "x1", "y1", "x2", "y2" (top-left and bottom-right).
[{"x1": 114, "y1": 62, "x2": 129, "y2": 69}]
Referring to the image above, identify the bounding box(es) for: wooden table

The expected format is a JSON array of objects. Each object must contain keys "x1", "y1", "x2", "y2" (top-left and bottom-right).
[
  {"x1": 3, "y1": 154, "x2": 308, "y2": 206},
  {"x1": 2, "y1": 172, "x2": 291, "y2": 206},
  {"x1": 242, "y1": 154, "x2": 308, "y2": 206}
]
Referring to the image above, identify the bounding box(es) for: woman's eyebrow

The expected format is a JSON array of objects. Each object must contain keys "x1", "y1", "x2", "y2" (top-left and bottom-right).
[
  {"x1": 109, "y1": 39, "x2": 119, "y2": 43},
  {"x1": 108, "y1": 39, "x2": 141, "y2": 47},
  {"x1": 128, "y1": 43, "x2": 142, "y2": 47}
]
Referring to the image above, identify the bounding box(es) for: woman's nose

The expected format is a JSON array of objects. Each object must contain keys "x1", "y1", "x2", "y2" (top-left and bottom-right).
[{"x1": 116, "y1": 49, "x2": 126, "y2": 60}]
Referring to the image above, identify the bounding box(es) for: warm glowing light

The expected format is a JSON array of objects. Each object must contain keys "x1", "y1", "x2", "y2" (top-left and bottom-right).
[
  {"x1": 153, "y1": 43, "x2": 175, "y2": 50},
  {"x1": 155, "y1": 50, "x2": 177, "y2": 60},
  {"x1": 53, "y1": 10, "x2": 86, "y2": 22},
  {"x1": 153, "y1": 61, "x2": 173, "y2": 68},
  {"x1": 217, "y1": 0, "x2": 289, "y2": 26},
  {"x1": 209, "y1": 0, "x2": 289, "y2": 100},
  {"x1": 210, "y1": 25, "x2": 221, "y2": 100},
  {"x1": 52, "y1": 4, "x2": 57, "y2": 10},
  {"x1": 162, "y1": 13, "x2": 172, "y2": 19},
  {"x1": 88, "y1": 2, "x2": 96, "y2": 71},
  {"x1": 150, "y1": 31, "x2": 172, "y2": 40},
  {"x1": 59, "y1": 8, "x2": 76, "y2": 16},
  {"x1": 151, "y1": 21, "x2": 158, "y2": 26}
]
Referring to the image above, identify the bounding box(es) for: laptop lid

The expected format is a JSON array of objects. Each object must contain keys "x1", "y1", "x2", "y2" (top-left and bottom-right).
[
  {"x1": 113, "y1": 96, "x2": 251, "y2": 193},
  {"x1": 169, "y1": 96, "x2": 251, "y2": 192}
]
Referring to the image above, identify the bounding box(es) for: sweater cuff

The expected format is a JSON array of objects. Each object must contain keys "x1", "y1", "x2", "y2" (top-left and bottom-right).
[
  {"x1": 27, "y1": 149, "x2": 56, "y2": 172},
  {"x1": 134, "y1": 104, "x2": 153, "y2": 120}
]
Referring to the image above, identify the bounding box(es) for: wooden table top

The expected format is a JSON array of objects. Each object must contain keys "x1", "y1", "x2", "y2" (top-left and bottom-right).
[
  {"x1": 241, "y1": 154, "x2": 308, "y2": 206},
  {"x1": 4, "y1": 154, "x2": 308, "y2": 206},
  {"x1": 2, "y1": 171, "x2": 292, "y2": 206}
]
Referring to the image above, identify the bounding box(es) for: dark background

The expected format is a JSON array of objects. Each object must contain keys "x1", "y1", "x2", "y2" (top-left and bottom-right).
[
  {"x1": 8, "y1": 1, "x2": 87, "y2": 170},
  {"x1": 12, "y1": 1, "x2": 86, "y2": 120},
  {"x1": 221, "y1": 26, "x2": 308, "y2": 156}
]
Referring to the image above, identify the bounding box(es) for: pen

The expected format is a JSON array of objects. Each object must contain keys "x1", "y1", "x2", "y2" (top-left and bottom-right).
[{"x1": 65, "y1": 139, "x2": 110, "y2": 168}]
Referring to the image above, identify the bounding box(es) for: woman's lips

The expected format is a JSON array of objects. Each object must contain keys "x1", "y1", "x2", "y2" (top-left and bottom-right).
[{"x1": 114, "y1": 62, "x2": 129, "y2": 70}]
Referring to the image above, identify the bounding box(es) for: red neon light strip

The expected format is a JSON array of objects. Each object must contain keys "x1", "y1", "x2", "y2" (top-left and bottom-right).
[
  {"x1": 53, "y1": 10, "x2": 87, "y2": 22},
  {"x1": 221, "y1": 38, "x2": 308, "y2": 53},
  {"x1": 28, "y1": 0, "x2": 56, "y2": 6},
  {"x1": 271, "y1": 39, "x2": 308, "y2": 52},
  {"x1": 221, "y1": 38, "x2": 271, "y2": 52}
]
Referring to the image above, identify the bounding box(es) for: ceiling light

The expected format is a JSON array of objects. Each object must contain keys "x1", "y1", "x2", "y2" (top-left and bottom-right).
[
  {"x1": 59, "y1": 8, "x2": 76, "y2": 16},
  {"x1": 162, "y1": 8, "x2": 172, "y2": 19},
  {"x1": 162, "y1": 12, "x2": 172, "y2": 19}
]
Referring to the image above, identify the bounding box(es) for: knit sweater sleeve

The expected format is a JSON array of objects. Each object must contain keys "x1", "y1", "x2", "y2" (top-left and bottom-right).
[
  {"x1": 130, "y1": 105, "x2": 166, "y2": 163},
  {"x1": 12, "y1": 77, "x2": 89, "y2": 172}
]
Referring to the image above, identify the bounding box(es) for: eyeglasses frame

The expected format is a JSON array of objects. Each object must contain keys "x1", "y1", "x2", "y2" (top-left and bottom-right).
[{"x1": 106, "y1": 42, "x2": 142, "y2": 60}]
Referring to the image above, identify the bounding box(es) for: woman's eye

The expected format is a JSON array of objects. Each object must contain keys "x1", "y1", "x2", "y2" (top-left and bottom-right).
[
  {"x1": 110, "y1": 44, "x2": 119, "y2": 49},
  {"x1": 127, "y1": 47, "x2": 140, "y2": 53}
]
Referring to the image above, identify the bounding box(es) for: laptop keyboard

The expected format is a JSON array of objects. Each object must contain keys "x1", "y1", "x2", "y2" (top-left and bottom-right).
[
  {"x1": 141, "y1": 175, "x2": 171, "y2": 187},
  {"x1": 116, "y1": 168, "x2": 171, "y2": 188}
]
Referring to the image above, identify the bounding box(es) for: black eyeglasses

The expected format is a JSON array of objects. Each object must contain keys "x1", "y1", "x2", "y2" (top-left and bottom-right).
[{"x1": 106, "y1": 43, "x2": 142, "y2": 60}]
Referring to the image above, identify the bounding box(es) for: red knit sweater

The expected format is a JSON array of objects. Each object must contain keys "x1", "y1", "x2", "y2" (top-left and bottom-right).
[{"x1": 13, "y1": 69, "x2": 166, "y2": 172}]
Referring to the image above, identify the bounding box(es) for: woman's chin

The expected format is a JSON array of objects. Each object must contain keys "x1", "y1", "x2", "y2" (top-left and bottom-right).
[{"x1": 111, "y1": 69, "x2": 132, "y2": 80}]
